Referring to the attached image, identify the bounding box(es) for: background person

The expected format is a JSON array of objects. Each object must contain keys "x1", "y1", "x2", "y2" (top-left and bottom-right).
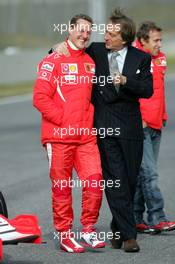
[{"x1": 134, "y1": 21, "x2": 175, "y2": 233}]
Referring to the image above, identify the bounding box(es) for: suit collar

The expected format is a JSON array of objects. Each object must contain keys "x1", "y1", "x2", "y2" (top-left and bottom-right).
[
  {"x1": 116, "y1": 46, "x2": 128, "y2": 60},
  {"x1": 122, "y1": 46, "x2": 138, "y2": 75},
  {"x1": 103, "y1": 45, "x2": 111, "y2": 76}
]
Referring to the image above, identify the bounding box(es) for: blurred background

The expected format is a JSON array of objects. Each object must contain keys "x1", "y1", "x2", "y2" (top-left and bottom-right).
[{"x1": 0, "y1": 0, "x2": 174, "y2": 93}]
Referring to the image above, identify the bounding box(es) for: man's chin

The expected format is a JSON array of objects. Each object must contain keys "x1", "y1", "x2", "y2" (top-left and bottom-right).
[
  {"x1": 78, "y1": 43, "x2": 87, "y2": 49},
  {"x1": 153, "y1": 52, "x2": 159, "y2": 56},
  {"x1": 153, "y1": 50, "x2": 159, "y2": 56},
  {"x1": 105, "y1": 43, "x2": 111, "y2": 49},
  {"x1": 79, "y1": 46, "x2": 86, "y2": 50},
  {"x1": 75, "y1": 45, "x2": 84, "y2": 50}
]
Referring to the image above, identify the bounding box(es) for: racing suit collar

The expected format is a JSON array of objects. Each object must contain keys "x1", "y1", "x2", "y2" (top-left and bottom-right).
[
  {"x1": 66, "y1": 38, "x2": 85, "y2": 56},
  {"x1": 134, "y1": 39, "x2": 160, "y2": 59}
]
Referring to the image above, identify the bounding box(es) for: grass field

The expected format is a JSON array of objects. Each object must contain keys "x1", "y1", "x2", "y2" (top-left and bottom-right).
[
  {"x1": 167, "y1": 56, "x2": 175, "y2": 73},
  {"x1": 0, "y1": 82, "x2": 33, "y2": 98}
]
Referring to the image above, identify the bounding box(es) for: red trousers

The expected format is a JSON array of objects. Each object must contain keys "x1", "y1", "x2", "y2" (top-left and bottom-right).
[{"x1": 46, "y1": 140, "x2": 103, "y2": 232}]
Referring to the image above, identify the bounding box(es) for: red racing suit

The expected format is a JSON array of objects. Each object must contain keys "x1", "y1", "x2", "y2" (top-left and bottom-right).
[
  {"x1": 134, "y1": 39, "x2": 167, "y2": 129},
  {"x1": 33, "y1": 41, "x2": 103, "y2": 232}
]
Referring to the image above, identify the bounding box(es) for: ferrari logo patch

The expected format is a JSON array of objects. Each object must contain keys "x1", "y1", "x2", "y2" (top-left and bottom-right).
[
  {"x1": 154, "y1": 57, "x2": 167, "y2": 66},
  {"x1": 84, "y1": 63, "x2": 95, "y2": 73}
]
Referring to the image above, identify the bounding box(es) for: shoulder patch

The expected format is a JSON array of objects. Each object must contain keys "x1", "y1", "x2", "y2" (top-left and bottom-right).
[
  {"x1": 38, "y1": 70, "x2": 52, "y2": 81},
  {"x1": 41, "y1": 61, "x2": 55, "y2": 72}
]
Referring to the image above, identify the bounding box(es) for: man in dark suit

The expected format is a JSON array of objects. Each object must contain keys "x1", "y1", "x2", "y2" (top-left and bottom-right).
[
  {"x1": 86, "y1": 9, "x2": 153, "y2": 252},
  {"x1": 50, "y1": 8, "x2": 153, "y2": 252}
]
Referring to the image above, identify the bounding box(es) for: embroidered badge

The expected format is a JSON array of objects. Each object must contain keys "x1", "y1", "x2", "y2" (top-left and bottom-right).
[
  {"x1": 154, "y1": 57, "x2": 167, "y2": 66},
  {"x1": 64, "y1": 75, "x2": 76, "y2": 82},
  {"x1": 38, "y1": 70, "x2": 52, "y2": 81},
  {"x1": 84, "y1": 63, "x2": 95, "y2": 73},
  {"x1": 61, "y1": 63, "x2": 78, "y2": 74},
  {"x1": 41, "y1": 62, "x2": 54, "y2": 72}
]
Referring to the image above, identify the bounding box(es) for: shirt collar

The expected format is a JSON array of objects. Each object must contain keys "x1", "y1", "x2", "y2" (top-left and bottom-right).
[
  {"x1": 67, "y1": 38, "x2": 79, "y2": 50},
  {"x1": 66, "y1": 38, "x2": 85, "y2": 56},
  {"x1": 117, "y1": 46, "x2": 128, "y2": 59}
]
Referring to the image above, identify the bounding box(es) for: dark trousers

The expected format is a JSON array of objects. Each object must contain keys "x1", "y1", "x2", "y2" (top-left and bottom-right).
[{"x1": 97, "y1": 136, "x2": 143, "y2": 241}]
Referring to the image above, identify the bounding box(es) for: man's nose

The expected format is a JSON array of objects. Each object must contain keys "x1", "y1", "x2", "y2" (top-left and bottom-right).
[
  {"x1": 158, "y1": 40, "x2": 162, "y2": 48},
  {"x1": 82, "y1": 31, "x2": 89, "y2": 39},
  {"x1": 104, "y1": 33, "x2": 109, "y2": 40}
]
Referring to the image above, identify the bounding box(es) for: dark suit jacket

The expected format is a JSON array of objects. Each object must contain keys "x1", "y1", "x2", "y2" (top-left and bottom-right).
[{"x1": 86, "y1": 42, "x2": 153, "y2": 140}]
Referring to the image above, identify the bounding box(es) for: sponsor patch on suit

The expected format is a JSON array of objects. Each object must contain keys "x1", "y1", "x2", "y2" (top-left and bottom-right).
[
  {"x1": 61, "y1": 63, "x2": 78, "y2": 74},
  {"x1": 38, "y1": 70, "x2": 52, "y2": 81},
  {"x1": 84, "y1": 63, "x2": 95, "y2": 73},
  {"x1": 154, "y1": 57, "x2": 167, "y2": 66},
  {"x1": 41, "y1": 62, "x2": 54, "y2": 72}
]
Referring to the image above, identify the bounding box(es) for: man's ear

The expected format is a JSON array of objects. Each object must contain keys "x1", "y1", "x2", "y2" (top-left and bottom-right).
[
  {"x1": 122, "y1": 41, "x2": 126, "y2": 45},
  {"x1": 140, "y1": 37, "x2": 147, "y2": 47}
]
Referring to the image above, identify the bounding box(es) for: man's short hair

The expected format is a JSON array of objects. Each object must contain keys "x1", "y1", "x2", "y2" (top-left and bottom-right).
[
  {"x1": 70, "y1": 14, "x2": 93, "y2": 26},
  {"x1": 137, "y1": 21, "x2": 162, "y2": 42},
  {"x1": 109, "y1": 8, "x2": 136, "y2": 46}
]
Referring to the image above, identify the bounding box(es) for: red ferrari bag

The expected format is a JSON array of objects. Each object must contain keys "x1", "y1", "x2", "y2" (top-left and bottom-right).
[{"x1": 0, "y1": 214, "x2": 42, "y2": 261}]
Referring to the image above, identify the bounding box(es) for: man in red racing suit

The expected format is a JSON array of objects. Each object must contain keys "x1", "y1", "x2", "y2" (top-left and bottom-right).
[
  {"x1": 33, "y1": 14, "x2": 105, "y2": 253},
  {"x1": 133, "y1": 21, "x2": 175, "y2": 233}
]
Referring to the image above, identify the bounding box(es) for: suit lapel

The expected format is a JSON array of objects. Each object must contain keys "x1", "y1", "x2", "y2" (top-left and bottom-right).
[
  {"x1": 122, "y1": 46, "x2": 137, "y2": 75},
  {"x1": 103, "y1": 46, "x2": 110, "y2": 76}
]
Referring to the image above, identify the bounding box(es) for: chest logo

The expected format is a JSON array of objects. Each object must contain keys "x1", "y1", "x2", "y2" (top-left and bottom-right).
[
  {"x1": 154, "y1": 57, "x2": 167, "y2": 67},
  {"x1": 84, "y1": 63, "x2": 95, "y2": 73},
  {"x1": 61, "y1": 63, "x2": 78, "y2": 74}
]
